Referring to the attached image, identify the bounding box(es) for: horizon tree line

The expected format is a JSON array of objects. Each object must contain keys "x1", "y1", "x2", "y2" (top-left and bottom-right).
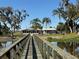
[
  {"x1": 30, "y1": 0, "x2": 79, "y2": 34},
  {"x1": 30, "y1": 17, "x2": 51, "y2": 32},
  {"x1": 1, "y1": 0, "x2": 79, "y2": 35}
]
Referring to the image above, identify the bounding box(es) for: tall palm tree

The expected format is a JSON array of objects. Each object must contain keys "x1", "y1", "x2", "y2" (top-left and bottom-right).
[
  {"x1": 42, "y1": 17, "x2": 51, "y2": 34},
  {"x1": 31, "y1": 23, "x2": 42, "y2": 30},
  {"x1": 42, "y1": 17, "x2": 51, "y2": 28},
  {"x1": 30, "y1": 18, "x2": 42, "y2": 33},
  {"x1": 30, "y1": 18, "x2": 41, "y2": 25}
]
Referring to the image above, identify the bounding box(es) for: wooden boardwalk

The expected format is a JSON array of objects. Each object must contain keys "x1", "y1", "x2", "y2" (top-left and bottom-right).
[
  {"x1": 0, "y1": 34, "x2": 78, "y2": 59},
  {"x1": 21, "y1": 35, "x2": 43, "y2": 59}
]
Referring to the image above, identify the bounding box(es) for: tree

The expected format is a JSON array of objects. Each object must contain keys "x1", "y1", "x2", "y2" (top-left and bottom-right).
[
  {"x1": 50, "y1": 26, "x2": 52, "y2": 28},
  {"x1": 0, "y1": 7, "x2": 13, "y2": 24},
  {"x1": 56, "y1": 22, "x2": 65, "y2": 33},
  {"x1": 53, "y1": 0, "x2": 79, "y2": 33},
  {"x1": 10, "y1": 10, "x2": 29, "y2": 39},
  {"x1": 42, "y1": 17, "x2": 51, "y2": 28},
  {"x1": 0, "y1": 7, "x2": 29, "y2": 37},
  {"x1": 31, "y1": 23, "x2": 42, "y2": 30},
  {"x1": 0, "y1": 7, "x2": 13, "y2": 35},
  {"x1": 30, "y1": 18, "x2": 41, "y2": 25},
  {"x1": 30, "y1": 18, "x2": 42, "y2": 33},
  {"x1": 11, "y1": 10, "x2": 28, "y2": 32}
]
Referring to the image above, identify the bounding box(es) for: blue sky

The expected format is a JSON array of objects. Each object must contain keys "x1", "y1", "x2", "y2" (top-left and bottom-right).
[{"x1": 0, "y1": 0, "x2": 76, "y2": 29}]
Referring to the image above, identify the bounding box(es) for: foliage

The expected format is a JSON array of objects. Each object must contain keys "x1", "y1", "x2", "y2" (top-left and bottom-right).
[
  {"x1": 11, "y1": 10, "x2": 27, "y2": 32},
  {"x1": 56, "y1": 22, "x2": 65, "y2": 33},
  {"x1": 31, "y1": 18, "x2": 42, "y2": 30},
  {"x1": 13, "y1": 31, "x2": 23, "y2": 39},
  {"x1": 47, "y1": 37, "x2": 53, "y2": 42},
  {"x1": 56, "y1": 22, "x2": 70, "y2": 33},
  {"x1": 47, "y1": 33, "x2": 79, "y2": 42},
  {"x1": 30, "y1": 18, "x2": 41, "y2": 24},
  {"x1": 42, "y1": 17, "x2": 51, "y2": 28},
  {"x1": 0, "y1": 6, "x2": 28, "y2": 36},
  {"x1": 53, "y1": 0, "x2": 79, "y2": 33}
]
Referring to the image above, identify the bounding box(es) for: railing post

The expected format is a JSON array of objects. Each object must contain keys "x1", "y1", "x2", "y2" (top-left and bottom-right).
[
  {"x1": 53, "y1": 50, "x2": 56, "y2": 59},
  {"x1": 50, "y1": 49, "x2": 54, "y2": 59},
  {"x1": 46, "y1": 46, "x2": 50, "y2": 59},
  {"x1": 43, "y1": 43, "x2": 47, "y2": 59},
  {"x1": 41, "y1": 41, "x2": 43, "y2": 58},
  {"x1": 18, "y1": 43, "x2": 23, "y2": 55},
  {"x1": 10, "y1": 48, "x2": 17, "y2": 59},
  {"x1": 16, "y1": 45, "x2": 20, "y2": 59}
]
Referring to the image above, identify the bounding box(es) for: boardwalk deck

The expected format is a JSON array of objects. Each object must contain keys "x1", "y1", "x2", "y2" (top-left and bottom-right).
[
  {"x1": 24, "y1": 36, "x2": 43, "y2": 59},
  {"x1": 33, "y1": 37, "x2": 43, "y2": 59},
  {"x1": 0, "y1": 34, "x2": 78, "y2": 59},
  {"x1": 21, "y1": 35, "x2": 30, "y2": 59}
]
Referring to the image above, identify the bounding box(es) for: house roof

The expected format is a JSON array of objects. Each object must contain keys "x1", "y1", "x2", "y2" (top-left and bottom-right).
[
  {"x1": 22, "y1": 27, "x2": 56, "y2": 31},
  {"x1": 42, "y1": 27, "x2": 56, "y2": 30}
]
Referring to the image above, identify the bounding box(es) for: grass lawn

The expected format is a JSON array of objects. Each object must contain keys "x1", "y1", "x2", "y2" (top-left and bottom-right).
[
  {"x1": 13, "y1": 31, "x2": 23, "y2": 39},
  {"x1": 0, "y1": 31, "x2": 23, "y2": 42},
  {"x1": 42, "y1": 33, "x2": 79, "y2": 42}
]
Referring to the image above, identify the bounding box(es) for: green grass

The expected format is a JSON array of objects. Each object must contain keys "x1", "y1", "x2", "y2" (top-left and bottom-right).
[
  {"x1": 14, "y1": 31, "x2": 22, "y2": 36},
  {"x1": 47, "y1": 37, "x2": 79, "y2": 42},
  {"x1": 14, "y1": 31, "x2": 23, "y2": 39},
  {"x1": 46, "y1": 33, "x2": 79, "y2": 42},
  {"x1": 46, "y1": 34, "x2": 64, "y2": 36}
]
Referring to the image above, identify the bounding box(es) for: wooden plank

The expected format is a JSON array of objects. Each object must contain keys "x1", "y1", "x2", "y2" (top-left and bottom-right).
[
  {"x1": 21, "y1": 36, "x2": 30, "y2": 59},
  {"x1": 27, "y1": 37, "x2": 32, "y2": 59},
  {"x1": 33, "y1": 37, "x2": 43, "y2": 59}
]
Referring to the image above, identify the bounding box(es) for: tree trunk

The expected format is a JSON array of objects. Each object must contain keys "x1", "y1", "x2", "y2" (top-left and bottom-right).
[
  {"x1": 14, "y1": 25, "x2": 16, "y2": 33},
  {"x1": 69, "y1": 26, "x2": 73, "y2": 33},
  {"x1": 46, "y1": 24, "x2": 47, "y2": 34},
  {"x1": 11, "y1": 31, "x2": 14, "y2": 43},
  {"x1": 13, "y1": 24, "x2": 16, "y2": 39}
]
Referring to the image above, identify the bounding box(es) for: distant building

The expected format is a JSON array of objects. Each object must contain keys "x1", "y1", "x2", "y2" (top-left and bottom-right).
[
  {"x1": 42, "y1": 27, "x2": 57, "y2": 34},
  {"x1": 22, "y1": 27, "x2": 57, "y2": 34}
]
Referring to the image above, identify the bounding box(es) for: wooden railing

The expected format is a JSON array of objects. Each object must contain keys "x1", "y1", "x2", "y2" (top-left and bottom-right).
[
  {"x1": 0, "y1": 34, "x2": 78, "y2": 59},
  {"x1": 0, "y1": 34, "x2": 30, "y2": 59},
  {"x1": 34, "y1": 35, "x2": 78, "y2": 59}
]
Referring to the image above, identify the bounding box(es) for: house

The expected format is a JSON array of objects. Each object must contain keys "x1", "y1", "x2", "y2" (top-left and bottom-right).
[
  {"x1": 42, "y1": 27, "x2": 57, "y2": 34},
  {"x1": 22, "y1": 27, "x2": 57, "y2": 34}
]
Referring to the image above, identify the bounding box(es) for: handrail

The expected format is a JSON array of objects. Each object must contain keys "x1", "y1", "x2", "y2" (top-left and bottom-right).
[
  {"x1": 34, "y1": 35, "x2": 78, "y2": 59},
  {"x1": 0, "y1": 34, "x2": 30, "y2": 59}
]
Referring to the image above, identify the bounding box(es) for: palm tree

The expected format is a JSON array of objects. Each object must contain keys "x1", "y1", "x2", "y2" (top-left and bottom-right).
[
  {"x1": 30, "y1": 18, "x2": 41, "y2": 25},
  {"x1": 42, "y1": 17, "x2": 51, "y2": 28},
  {"x1": 42, "y1": 17, "x2": 51, "y2": 34},
  {"x1": 53, "y1": 0, "x2": 79, "y2": 33},
  {"x1": 30, "y1": 18, "x2": 42, "y2": 33},
  {"x1": 31, "y1": 23, "x2": 42, "y2": 30}
]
